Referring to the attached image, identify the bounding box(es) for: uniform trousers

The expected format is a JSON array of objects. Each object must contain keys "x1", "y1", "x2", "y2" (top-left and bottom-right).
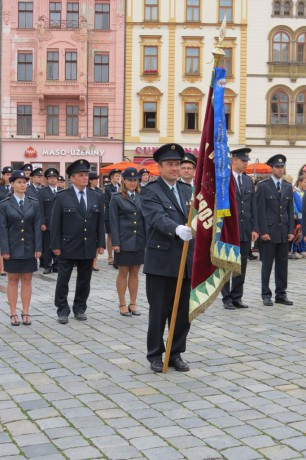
[
  {"x1": 222, "y1": 241, "x2": 250, "y2": 302},
  {"x1": 261, "y1": 241, "x2": 288, "y2": 298},
  {"x1": 146, "y1": 274, "x2": 191, "y2": 362},
  {"x1": 55, "y1": 258, "x2": 93, "y2": 317},
  {"x1": 42, "y1": 230, "x2": 58, "y2": 269}
]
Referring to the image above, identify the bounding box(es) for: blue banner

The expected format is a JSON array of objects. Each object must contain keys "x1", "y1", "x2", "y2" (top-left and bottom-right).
[{"x1": 213, "y1": 67, "x2": 230, "y2": 217}]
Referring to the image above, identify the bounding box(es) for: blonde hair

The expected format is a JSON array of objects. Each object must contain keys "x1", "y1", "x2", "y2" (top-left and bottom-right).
[{"x1": 120, "y1": 180, "x2": 140, "y2": 199}]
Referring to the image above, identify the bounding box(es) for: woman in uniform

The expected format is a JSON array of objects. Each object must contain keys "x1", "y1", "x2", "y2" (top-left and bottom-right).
[
  {"x1": 88, "y1": 172, "x2": 104, "y2": 271},
  {"x1": 109, "y1": 167, "x2": 146, "y2": 316},
  {"x1": 0, "y1": 170, "x2": 42, "y2": 326}
]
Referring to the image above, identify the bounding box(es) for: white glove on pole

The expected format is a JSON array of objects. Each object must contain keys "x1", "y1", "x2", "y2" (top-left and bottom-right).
[{"x1": 175, "y1": 225, "x2": 192, "y2": 241}]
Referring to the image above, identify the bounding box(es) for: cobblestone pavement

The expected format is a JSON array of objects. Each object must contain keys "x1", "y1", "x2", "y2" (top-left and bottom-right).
[{"x1": 1, "y1": 254, "x2": 306, "y2": 459}]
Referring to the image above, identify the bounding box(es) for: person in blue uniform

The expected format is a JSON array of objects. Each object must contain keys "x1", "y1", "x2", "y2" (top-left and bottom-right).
[
  {"x1": 20, "y1": 163, "x2": 33, "y2": 180},
  {"x1": 109, "y1": 167, "x2": 146, "y2": 316},
  {"x1": 141, "y1": 143, "x2": 194, "y2": 373},
  {"x1": 50, "y1": 159, "x2": 106, "y2": 324},
  {"x1": 0, "y1": 170, "x2": 42, "y2": 326},
  {"x1": 104, "y1": 168, "x2": 121, "y2": 265},
  {"x1": 88, "y1": 171, "x2": 104, "y2": 271},
  {"x1": 179, "y1": 152, "x2": 197, "y2": 187},
  {"x1": 139, "y1": 168, "x2": 150, "y2": 187},
  {"x1": 39, "y1": 168, "x2": 60, "y2": 274},
  {"x1": 222, "y1": 148, "x2": 259, "y2": 310},
  {"x1": 256, "y1": 154, "x2": 295, "y2": 306},
  {"x1": 26, "y1": 167, "x2": 44, "y2": 198},
  {"x1": 57, "y1": 175, "x2": 66, "y2": 189},
  {"x1": 0, "y1": 166, "x2": 13, "y2": 200}
]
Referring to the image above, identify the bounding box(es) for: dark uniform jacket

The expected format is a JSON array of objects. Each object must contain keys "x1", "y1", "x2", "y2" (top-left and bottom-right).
[
  {"x1": 140, "y1": 177, "x2": 194, "y2": 278},
  {"x1": 256, "y1": 177, "x2": 295, "y2": 243},
  {"x1": 234, "y1": 173, "x2": 258, "y2": 241},
  {"x1": 26, "y1": 183, "x2": 43, "y2": 199},
  {"x1": 109, "y1": 192, "x2": 146, "y2": 251},
  {"x1": 39, "y1": 186, "x2": 60, "y2": 229},
  {"x1": 0, "y1": 195, "x2": 42, "y2": 258},
  {"x1": 0, "y1": 185, "x2": 11, "y2": 201},
  {"x1": 104, "y1": 183, "x2": 118, "y2": 223},
  {"x1": 50, "y1": 187, "x2": 106, "y2": 259},
  {"x1": 301, "y1": 193, "x2": 306, "y2": 236}
]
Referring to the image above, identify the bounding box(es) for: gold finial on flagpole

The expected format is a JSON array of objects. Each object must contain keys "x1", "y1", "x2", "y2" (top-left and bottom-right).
[{"x1": 212, "y1": 15, "x2": 227, "y2": 66}]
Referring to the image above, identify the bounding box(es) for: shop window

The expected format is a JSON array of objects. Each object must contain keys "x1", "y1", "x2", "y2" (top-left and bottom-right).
[
  {"x1": 184, "y1": 103, "x2": 199, "y2": 130},
  {"x1": 17, "y1": 52, "x2": 33, "y2": 81},
  {"x1": 272, "y1": 32, "x2": 290, "y2": 62},
  {"x1": 144, "y1": 0, "x2": 158, "y2": 22},
  {"x1": 66, "y1": 106, "x2": 79, "y2": 135},
  {"x1": 17, "y1": 105, "x2": 32, "y2": 135},
  {"x1": 144, "y1": 46, "x2": 158, "y2": 73},
  {"x1": 185, "y1": 47, "x2": 200, "y2": 75},
  {"x1": 65, "y1": 51, "x2": 77, "y2": 80},
  {"x1": 49, "y1": 2, "x2": 62, "y2": 28},
  {"x1": 93, "y1": 107, "x2": 108, "y2": 136},
  {"x1": 270, "y1": 91, "x2": 289, "y2": 124},
  {"x1": 47, "y1": 51, "x2": 59, "y2": 80},
  {"x1": 297, "y1": 33, "x2": 306, "y2": 62},
  {"x1": 186, "y1": 0, "x2": 200, "y2": 22},
  {"x1": 219, "y1": 0, "x2": 232, "y2": 22},
  {"x1": 95, "y1": 2, "x2": 110, "y2": 30},
  {"x1": 67, "y1": 2, "x2": 79, "y2": 29},
  {"x1": 18, "y1": 2, "x2": 33, "y2": 28},
  {"x1": 47, "y1": 106, "x2": 59, "y2": 135},
  {"x1": 143, "y1": 102, "x2": 157, "y2": 129},
  {"x1": 94, "y1": 54, "x2": 109, "y2": 82}
]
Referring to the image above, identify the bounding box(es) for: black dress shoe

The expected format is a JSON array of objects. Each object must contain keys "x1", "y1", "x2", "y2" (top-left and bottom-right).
[
  {"x1": 248, "y1": 254, "x2": 257, "y2": 260},
  {"x1": 263, "y1": 297, "x2": 273, "y2": 306},
  {"x1": 223, "y1": 301, "x2": 236, "y2": 310},
  {"x1": 169, "y1": 357, "x2": 190, "y2": 372},
  {"x1": 43, "y1": 268, "x2": 52, "y2": 274},
  {"x1": 74, "y1": 313, "x2": 87, "y2": 321},
  {"x1": 150, "y1": 359, "x2": 163, "y2": 373},
  {"x1": 275, "y1": 297, "x2": 293, "y2": 305},
  {"x1": 232, "y1": 300, "x2": 249, "y2": 309},
  {"x1": 58, "y1": 316, "x2": 69, "y2": 324}
]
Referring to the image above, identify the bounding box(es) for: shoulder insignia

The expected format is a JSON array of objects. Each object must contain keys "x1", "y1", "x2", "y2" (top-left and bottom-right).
[
  {"x1": 28, "y1": 196, "x2": 38, "y2": 201},
  {"x1": 258, "y1": 178, "x2": 269, "y2": 184},
  {"x1": 56, "y1": 188, "x2": 67, "y2": 194},
  {"x1": 0, "y1": 197, "x2": 10, "y2": 203}
]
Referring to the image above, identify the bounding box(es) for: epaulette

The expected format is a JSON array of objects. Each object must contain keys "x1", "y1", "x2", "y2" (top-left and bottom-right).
[
  {"x1": 258, "y1": 178, "x2": 269, "y2": 184},
  {"x1": 104, "y1": 183, "x2": 112, "y2": 187},
  {"x1": 56, "y1": 188, "x2": 67, "y2": 193},
  {"x1": 28, "y1": 195, "x2": 38, "y2": 201},
  {"x1": 0, "y1": 196, "x2": 10, "y2": 203},
  {"x1": 283, "y1": 178, "x2": 292, "y2": 184},
  {"x1": 145, "y1": 181, "x2": 156, "y2": 187},
  {"x1": 178, "y1": 181, "x2": 192, "y2": 187}
]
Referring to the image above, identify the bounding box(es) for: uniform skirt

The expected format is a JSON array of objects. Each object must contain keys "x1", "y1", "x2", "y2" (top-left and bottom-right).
[
  {"x1": 114, "y1": 250, "x2": 144, "y2": 267},
  {"x1": 4, "y1": 258, "x2": 38, "y2": 274}
]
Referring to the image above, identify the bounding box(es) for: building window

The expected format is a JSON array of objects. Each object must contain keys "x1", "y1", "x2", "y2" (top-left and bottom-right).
[
  {"x1": 67, "y1": 2, "x2": 79, "y2": 29},
  {"x1": 49, "y1": 2, "x2": 62, "y2": 28},
  {"x1": 297, "y1": 1, "x2": 305, "y2": 16},
  {"x1": 17, "y1": 105, "x2": 32, "y2": 135},
  {"x1": 273, "y1": 0, "x2": 281, "y2": 15},
  {"x1": 272, "y1": 32, "x2": 290, "y2": 62},
  {"x1": 47, "y1": 51, "x2": 59, "y2": 80},
  {"x1": 297, "y1": 33, "x2": 306, "y2": 62},
  {"x1": 65, "y1": 52, "x2": 77, "y2": 80},
  {"x1": 184, "y1": 103, "x2": 199, "y2": 130},
  {"x1": 143, "y1": 102, "x2": 157, "y2": 129},
  {"x1": 17, "y1": 53, "x2": 33, "y2": 81},
  {"x1": 185, "y1": 47, "x2": 200, "y2": 75},
  {"x1": 271, "y1": 91, "x2": 289, "y2": 124},
  {"x1": 296, "y1": 92, "x2": 306, "y2": 124},
  {"x1": 93, "y1": 107, "x2": 108, "y2": 136},
  {"x1": 66, "y1": 106, "x2": 79, "y2": 135},
  {"x1": 224, "y1": 103, "x2": 232, "y2": 130},
  {"x1": 95, "y1": 3, "x2": 110, "y2": 29},
  {"x1": 94, "y1": 54, "x2": 109, "y2": 82},
  {"x1": 219, "y1": 0, "x2": 232, "y2": 22},
  {"x1": 186, "y1": 0, "x2": 200, "y2": 22},
  {"x1": 18, "y1": 2, "x2": 33, "y2": 28},
  {"x1": 284, "y1": 1, "x2": 290, "y2": 15},
  {"x1": 47, "y1": 106, "x2": 59, "y2": 135},
  {"x1": 144, "y1": 46, "x2": 158, "y2": 73},
  {"x1": 221, "y1": 48, "x2": 232, "y2": 77},
  {"x1": 144, "y1": 0, "x2": 158, "y2": 22}
]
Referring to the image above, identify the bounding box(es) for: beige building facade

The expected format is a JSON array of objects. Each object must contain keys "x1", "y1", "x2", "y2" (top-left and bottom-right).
[{"x1": 125, "y1": 0, "x2": 249, "y2": 167}]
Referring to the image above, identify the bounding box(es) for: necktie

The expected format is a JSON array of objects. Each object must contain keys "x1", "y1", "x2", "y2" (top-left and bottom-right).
[
  {"x1": 79, "y1": 190, "x2": 86, "y2": 214},
  {"x1": 130, "y1": 193, "x2": 135, "y2": 202},
  {"x1": 238, "y1": 175, "x2": 243, "y2": 194},
  {"x1": 171, "y1": 186, "x2": 183, "y2": 211},
  {"x1": 277, "y1": 181, "x2": 281, "y2": 194},
  {"x1": 6, "y1": 185, "x2": 9, "y2": 192},
  {"x1": 19, "y1": 199, "x2": 24, "y2": 210},
  {"x1": 53, "y1": 189, "x2": 56, "y2": 195}
]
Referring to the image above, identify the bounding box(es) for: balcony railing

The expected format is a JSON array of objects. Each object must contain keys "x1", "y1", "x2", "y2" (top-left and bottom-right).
[
  {"x1": 266, "y1": 124, "x2": 306, "y2": 144},
  {"x1": 38, "y1": 15, "x2": 83, "y2": 30},
  {"x1": 268, "y1": 61, "x2": 306, "y2": 81}
]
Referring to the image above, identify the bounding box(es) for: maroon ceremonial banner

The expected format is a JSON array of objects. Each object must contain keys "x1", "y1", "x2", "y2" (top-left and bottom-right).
[{"x1": 189, "y1": 71, "x2": 241, "y2": 321}]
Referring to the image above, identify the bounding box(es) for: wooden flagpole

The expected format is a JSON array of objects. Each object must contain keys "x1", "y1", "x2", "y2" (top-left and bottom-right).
[{"x1": 162, "y1": 200, "x2": 194, "y2": 373}]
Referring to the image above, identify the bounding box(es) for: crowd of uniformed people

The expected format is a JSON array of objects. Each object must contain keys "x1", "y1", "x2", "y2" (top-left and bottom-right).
[{"x1": 0, "y1": 145, "x2": 303, "y2": 372}]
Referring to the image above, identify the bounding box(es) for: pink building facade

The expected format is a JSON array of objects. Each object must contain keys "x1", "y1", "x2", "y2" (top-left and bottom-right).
[{"x1": 1, "y1": 0, "x2": 125, "y2": 179}]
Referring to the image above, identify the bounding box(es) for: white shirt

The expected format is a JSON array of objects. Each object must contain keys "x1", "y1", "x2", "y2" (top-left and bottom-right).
[
  {"x1": 73, "y1": 185, "x2": 87, "y2": 207},
  {"x1": 13, "y1": 194, "x2": 25, "y2": 206}
]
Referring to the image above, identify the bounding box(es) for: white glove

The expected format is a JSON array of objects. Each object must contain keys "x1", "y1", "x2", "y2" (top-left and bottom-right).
[{"x1": 175, "y1": 225, "x2": 192, "y2": 241}]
